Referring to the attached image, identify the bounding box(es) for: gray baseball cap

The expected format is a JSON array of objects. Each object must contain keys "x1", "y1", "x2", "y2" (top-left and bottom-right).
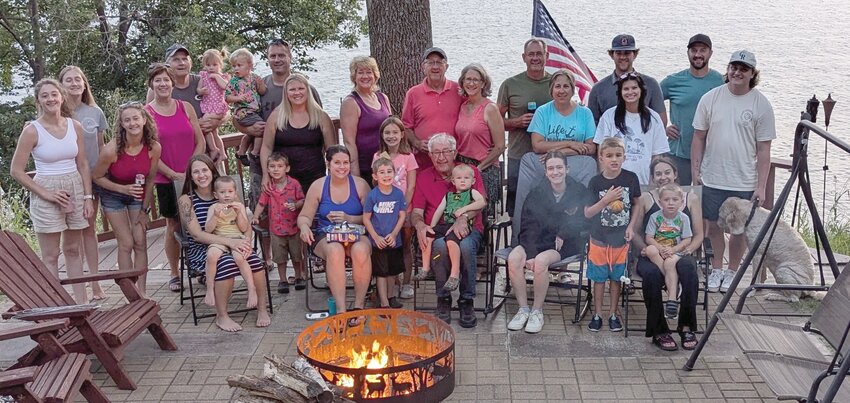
[
  {"x1": 422, "y1": 47, "x2": 447, "y2": 61},
  {"x1": 165, "y1": 43, "x2": 190, "y2": 60},
  {"x1": 610, "y1": 34, "x2": 637, "y2": 51},
  {"x1": 729, "y1": 50, "x2": 757, "y2": 69}
]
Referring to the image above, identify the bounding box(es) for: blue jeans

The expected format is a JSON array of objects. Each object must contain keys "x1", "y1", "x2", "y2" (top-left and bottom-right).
[{"x1": 430, "y1": 230, "x2": 482, "y2": 300}]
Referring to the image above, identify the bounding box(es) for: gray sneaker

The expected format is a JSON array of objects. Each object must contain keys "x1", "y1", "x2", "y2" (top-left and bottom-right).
[
  {"x1": 525, "y1": 310, "x2": 544, "y2": 334},
  {"x1": 507, "y1": 308, "x2": 530, "y2": 331},
  {"x1": 707, "y1": 268, "x2": 725, "y2": 293},
  {"x1": 399, "y1": 284, "x2": 414, "y2": 299},
  {"x1": 720, "y1": 269, "x2": 736, "y2": 293}
]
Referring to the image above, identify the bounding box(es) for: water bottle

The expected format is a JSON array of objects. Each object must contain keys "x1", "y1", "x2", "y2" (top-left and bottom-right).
[
  {"x1": 527, "y1": 101, "x2": 537, "y2": 113},
  {"x1": 327, "y1": 297, "x2": 337, "y2": 315}
]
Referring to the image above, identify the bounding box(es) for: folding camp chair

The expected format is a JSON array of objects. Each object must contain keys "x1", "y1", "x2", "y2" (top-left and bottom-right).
[{"x1": 175, "y1": 174, "x2": 273, "y2": 325}]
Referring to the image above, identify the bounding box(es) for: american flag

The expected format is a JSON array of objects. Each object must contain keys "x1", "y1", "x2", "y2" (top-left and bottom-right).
[{"x1": 532, "y1": 0, "x2": 597, "y2": 102}]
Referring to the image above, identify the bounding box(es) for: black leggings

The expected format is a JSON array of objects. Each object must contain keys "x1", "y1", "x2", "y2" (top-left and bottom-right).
[{"x1": 636, "y1": 256, "x2": 699, "y2": 337}]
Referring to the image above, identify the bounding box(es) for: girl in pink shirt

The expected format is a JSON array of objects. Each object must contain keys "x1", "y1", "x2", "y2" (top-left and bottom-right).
[{"x1": 373, "y1": 116, "x2": 418, "y2": 299}]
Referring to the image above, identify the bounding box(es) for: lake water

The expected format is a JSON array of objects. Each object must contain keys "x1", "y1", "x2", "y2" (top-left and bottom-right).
[{"x1": 293, "y1": 0, "x2": 850, "y2": 217}]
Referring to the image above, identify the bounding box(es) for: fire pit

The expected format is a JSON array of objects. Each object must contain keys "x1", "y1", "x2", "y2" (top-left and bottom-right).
[{"x1": 297, "y1": 309, "x2": 455, "y2": 402}]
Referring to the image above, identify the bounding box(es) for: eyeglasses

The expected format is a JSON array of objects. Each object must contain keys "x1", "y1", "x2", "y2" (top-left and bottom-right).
[
  {"x1": 430, "y1": 149, "x2": 456, "y2": 157},
  {"x1": 268, "y1": 38, "x2": 291, "y2": 48},
  {"x1": 463, "y1": 77, "x2": 483, "y2": 84},
  {"x1": 423, "y1": 60, "x2": 446, "y2": 67},
  {"x1": 729, "y1": 64, "x2": 752, "y2": 73}
]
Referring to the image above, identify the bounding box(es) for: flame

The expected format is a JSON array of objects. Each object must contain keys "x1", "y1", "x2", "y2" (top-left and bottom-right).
[{"x1": 337, "y1": 340, "x2": 390, "y2": 388}]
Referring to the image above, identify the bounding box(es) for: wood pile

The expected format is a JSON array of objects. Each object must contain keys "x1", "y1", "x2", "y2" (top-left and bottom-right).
[{"x1": 228, "y1": 355, "x2": 354, "y2": 403}]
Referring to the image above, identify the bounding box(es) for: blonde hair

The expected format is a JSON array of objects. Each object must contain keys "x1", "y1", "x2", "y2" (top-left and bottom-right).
[
  {"x1": 34, "y1": 78, "x2": 72, "y2": 118},
  {"x1": 349, "y1": 56, "x2": 381, "y2": 92},
  {"x1": 599, "y1": 137, "x2": 625, "y2": 154},
  {"x1": 549, "y1": 69, "x2": 576, "y2": 95},
  {"x1": 228, "y1": 48, "x2": 254, "y2": 65},
  {"x1": 658, "y1": 183, "x2": 684, "y2": 199},
  {"x1": 275, "y1": 73, "x2": 322, "y2": 131},
  {"x1": 57, "y1": 66, "x2": 98, "y2": 107},
  {"x1": 452, "y1": 163, "x2": 475, "y2": 178},
  {"x1": 113, "y1": 102, "x2": 159, "y2": 156},
  {"x1": 201, "y1": 48, "x2": 227, "y2": 69}
]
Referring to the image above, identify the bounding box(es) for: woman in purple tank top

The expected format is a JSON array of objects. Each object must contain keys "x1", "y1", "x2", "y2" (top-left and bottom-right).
[
  {"x1": 340, "y1": 56, "x2": 392, "y2": 182},
  {"x1": 145, "y1": 63, "x2": 205, "y2": 293},
  {"x1": 92, "y1": 103, "x2": 162, "y2": 297}
]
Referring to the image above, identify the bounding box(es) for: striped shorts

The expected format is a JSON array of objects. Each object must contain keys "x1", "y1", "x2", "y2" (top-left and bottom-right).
[{"x1": 586, "y1": 239, "x2": 629, "y2": 283}]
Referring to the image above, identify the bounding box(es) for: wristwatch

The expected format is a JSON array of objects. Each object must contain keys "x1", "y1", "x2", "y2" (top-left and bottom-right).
[{"x1": 83, "y1": 194, "x2": 95, "y2": 200}]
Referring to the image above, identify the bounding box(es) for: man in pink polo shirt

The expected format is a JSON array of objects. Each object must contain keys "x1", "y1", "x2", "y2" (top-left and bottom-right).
[
  {"x1": 402, "y1": 47, "x2": 466, "y2": 169},
  {"x1": 412, "y1": 133, "x2": 485, "y2": 328}
]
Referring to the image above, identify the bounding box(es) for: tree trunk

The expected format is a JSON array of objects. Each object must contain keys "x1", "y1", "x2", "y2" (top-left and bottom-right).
[
  {"x1": 28, "y1": 0, "x2": 44, "y2": 83},
  {"x1": 366, "y1": 0, "x2": 432, "y2": 115}
]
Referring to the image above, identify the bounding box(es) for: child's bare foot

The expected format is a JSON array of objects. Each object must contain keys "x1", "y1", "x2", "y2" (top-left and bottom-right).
[
  {"x1": 443, "y1": 276, "x2": 460, "y2": 291},
  {"x1": 204, "y1": 290, "x2": 216, "y2": 307},
  {"x1": 215, "y1": 315, "x2": 242, "y2": 332},
  {"x1": 246, "y1": 289, "x2": 258, "y2": 309},
  {"x1": 90, "y1": 282, "x2": 106, "y2": 300},
  {"x1": 256, "y1": 309, "x2": 271, "y2": 327}
]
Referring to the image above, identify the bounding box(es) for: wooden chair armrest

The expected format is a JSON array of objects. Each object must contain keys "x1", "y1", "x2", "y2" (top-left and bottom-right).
[
  {"x1": 59, "y1": 268, "x2": 146, "y2": 285},
  {"x1": 0, "y1": 366, "x2": 37, "y2": 389},
  {"x1": 12, "y1": 305, "x2": 98, "y2": 321},
  {"x1": 0, "y1": 319, "x2": 70, "y2": 342}
]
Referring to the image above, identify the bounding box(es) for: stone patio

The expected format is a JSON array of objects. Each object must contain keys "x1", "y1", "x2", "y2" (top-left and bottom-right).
[{"x1": 0, "y1": 226, "x2": 836, "y2": 402}]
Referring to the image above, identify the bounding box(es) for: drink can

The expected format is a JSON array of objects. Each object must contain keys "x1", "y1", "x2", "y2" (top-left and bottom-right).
[
  {"x1": 527, "y1": 101, "x2": 537, "y2": 113},
  {"x1": 327, "y1": 297, "x2": 337, "y2": 316},
  {"x1": 135, "y1": 174, "x2": 146, "y2": 186}
]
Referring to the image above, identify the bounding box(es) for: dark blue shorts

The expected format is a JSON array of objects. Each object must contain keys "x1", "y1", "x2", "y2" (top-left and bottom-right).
[{"x1": 702, "y1": 186, "x2": 754, "y2": 221}]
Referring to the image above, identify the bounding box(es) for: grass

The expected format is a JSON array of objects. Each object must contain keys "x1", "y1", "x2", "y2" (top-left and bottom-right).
[
  {"x1": 792, "y1": 184, "x2": 850, "y2": 256},
  {"x1": 0, "y1": 185, "x2": 39, "y2": 251}
]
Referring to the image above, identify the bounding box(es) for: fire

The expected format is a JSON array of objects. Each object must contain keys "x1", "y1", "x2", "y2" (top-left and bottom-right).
[{"x1": 338, "y1": 340, "x2": 390, "y2": 388}]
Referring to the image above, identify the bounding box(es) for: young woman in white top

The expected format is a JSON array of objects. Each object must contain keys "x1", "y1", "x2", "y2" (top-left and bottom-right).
[{"x1": 10, "y1": 78, "x2": 95, "y2": 304}]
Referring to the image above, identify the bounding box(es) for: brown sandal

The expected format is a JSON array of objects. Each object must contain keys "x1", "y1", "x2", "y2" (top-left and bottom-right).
[{"x1": 652, "y1": 333, "x2": 678, "y2": 351}]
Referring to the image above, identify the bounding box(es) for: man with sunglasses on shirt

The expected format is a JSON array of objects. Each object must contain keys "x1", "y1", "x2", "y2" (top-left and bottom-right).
[
  {"x1": 691, "y1": 50, "x2": 775, "y2": 294},
  {"x1": 587, "y1": 34, "x2": 667, "y2": 126}
]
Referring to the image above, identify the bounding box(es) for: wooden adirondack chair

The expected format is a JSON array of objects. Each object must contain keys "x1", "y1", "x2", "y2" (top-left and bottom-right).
[
  {"x1": 0, "y1": 319, "x2": 109, "y2": 402},
  {"x1": 0, "y1": 230, "x2": 177, "y2": 390}
]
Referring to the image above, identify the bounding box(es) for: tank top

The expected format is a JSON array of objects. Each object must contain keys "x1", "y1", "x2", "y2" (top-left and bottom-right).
[
  {"x1": 643, "y1": 190, "x2": 692, "y2": 230},
  {"x1": 273, "y1": 121, "x2": 326, "y2": 189},
  {"x1": 146, "y1": 101, "x2": 196, "y2": 184},
  {"x1": 170, "y1": 74, "x2": 202, "y2": 117},
  {"x1": 30, "y1": 119, "x2": 78, "y2": 175},
  {"x1": 108, "y1": 145, "x2": 152, "y2": 185},
  {"x1": 351, "y1": 91, "x2": 390, "y2": 170},
  {"x1": 455, "y1": 99, "x2": 494, "y2": 163},
  {"x1": 316, "y1": 175, "x2": 363, "y2": 229}
]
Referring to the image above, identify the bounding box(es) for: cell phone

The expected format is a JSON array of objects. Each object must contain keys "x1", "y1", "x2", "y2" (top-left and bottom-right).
[{"x1": 305, "y1": 312, "x2": 329, "y2": 320}]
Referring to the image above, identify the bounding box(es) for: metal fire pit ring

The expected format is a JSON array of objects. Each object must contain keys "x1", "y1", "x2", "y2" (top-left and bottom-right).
[{"x1": 297, "y1": 309, "x2": 455, "y2": 402}]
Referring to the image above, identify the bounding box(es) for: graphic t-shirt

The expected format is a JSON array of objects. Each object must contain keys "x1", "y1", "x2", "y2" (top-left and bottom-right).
[
  {"x1": 594, "y1": 107, "x2": 670, "y2": 185},
  {"x1": 645, "y1": 210, "x2": 693, "y2": 247},
  {"x1": 528, "y1": 102, "x2": 596, "y2": 143},
  {"x1": 364, "y1": 186, "x2": 407, "y2": 247},
  {"x1": 587, "y1": 170, "x2": 642, "y2": 247}
]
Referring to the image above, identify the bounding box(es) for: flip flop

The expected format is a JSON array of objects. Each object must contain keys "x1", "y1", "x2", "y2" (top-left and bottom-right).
[{"x1": 168, "y1": 277, "x2": 182, "y2": 292}]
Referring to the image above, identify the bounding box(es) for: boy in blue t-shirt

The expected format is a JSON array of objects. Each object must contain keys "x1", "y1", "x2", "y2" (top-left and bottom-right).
[
  {"x1": 584, "y1": 137, "x2": 641, "y2": 333},
  {"x1": 363, "y1": 158, "x2": 408, "y2": 309}
]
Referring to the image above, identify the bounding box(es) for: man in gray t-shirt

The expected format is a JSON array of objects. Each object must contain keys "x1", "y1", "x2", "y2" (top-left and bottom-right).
[{"x1": 586, "y1": 34, "x2": 667, "y2": 126}]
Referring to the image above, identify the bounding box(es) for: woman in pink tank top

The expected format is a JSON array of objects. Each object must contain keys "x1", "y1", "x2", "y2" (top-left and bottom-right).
[
  {"x1": 92, "y1": 103, "x2": 162, "y2": 297},
  {"x1": 145, "y1": 63, "x2": 205, "y2": 292},
  {"x1": 9, "y1": 78, "x2": 94, "y2": 304},
  {"x1": 455, "y1": 63, "x2": 505, "y2": 214}
]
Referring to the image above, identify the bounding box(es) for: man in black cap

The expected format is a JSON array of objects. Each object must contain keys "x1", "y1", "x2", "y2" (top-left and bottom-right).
[
  {"x1": 587, "y1": 34, "x2": 667, "y2": 126},
  {"x1": 659, "y1": 34, "x2": 725, "y2": 185},
  {"x1": 401, "y1": 46, "x2": 465, "y2": 169}
]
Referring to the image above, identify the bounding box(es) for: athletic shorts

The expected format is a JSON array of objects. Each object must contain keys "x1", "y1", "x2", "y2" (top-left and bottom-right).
[
  {"x1": 586, "y1": 239, "x2": 628, "y2": 283},
  {"x1": 702, "y1": 186, "x2": 754, "y2": 221},
  {"x1": 155, "y1": 183, "x2": 179, "y2": 219},
  {"x1": 372, "y1": 247, "x2": 404, "y2": 277}
]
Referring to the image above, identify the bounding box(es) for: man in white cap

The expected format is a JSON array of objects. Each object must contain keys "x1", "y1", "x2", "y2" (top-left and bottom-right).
[
  {"x1": 660, "y1": 34, "x2": 725, "y2": 185},
  {"x1": 587, "y1": 34, "x2": 667, "y2": 126},
  {"x1": 691, "y1": 49, "x2": 775, "y2": 293}
]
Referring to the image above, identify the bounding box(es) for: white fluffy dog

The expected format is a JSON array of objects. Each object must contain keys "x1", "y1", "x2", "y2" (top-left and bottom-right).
[{"x1": 717, "y1": 197, "x2": 814, "y2": 302}]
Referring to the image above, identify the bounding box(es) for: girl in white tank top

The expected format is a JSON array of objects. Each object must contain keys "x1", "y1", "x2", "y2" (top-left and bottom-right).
[{"x1": 30, "y1": 118, "x2": 79, "y2": 175}]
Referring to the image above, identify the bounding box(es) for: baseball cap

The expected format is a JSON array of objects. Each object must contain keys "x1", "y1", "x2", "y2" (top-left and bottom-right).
[
  {"x1": 687, "y1": 34, "x2": 712, "y2": 49},
  {"x1": 610, "y1": 34, "x2": 637, "y2": 51},
  {"x1": 165, "y1": 43, "x2": 190, "y2": 60},
  {"x1": 729, "y1": 50, "x2": 757, "y2": 69},
  {"x1": 421, "y1": 47, "x2": 447, "y2": 61}
]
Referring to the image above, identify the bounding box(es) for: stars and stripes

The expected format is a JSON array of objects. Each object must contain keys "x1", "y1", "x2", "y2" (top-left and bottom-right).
[{"x1": 532, "y1": 0, "x2": 597, "y2": 102}]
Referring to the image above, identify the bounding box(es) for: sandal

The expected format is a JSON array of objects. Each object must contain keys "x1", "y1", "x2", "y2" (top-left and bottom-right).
[
  {"x1": 652, "y1": 333, "x2": 678, "y2": 351},
  {"x1": 168, "y1": 277, "x2": 182, "y2": 292},
  {"x1": 287, "y1": 276, "x2": 296, "y2": 284},
  {"x1": 680, "y1": 331, "x2": 698, "y2": 350},
  {"x1": 665, "y1": 300, "x2": 679, "y2": 319}
]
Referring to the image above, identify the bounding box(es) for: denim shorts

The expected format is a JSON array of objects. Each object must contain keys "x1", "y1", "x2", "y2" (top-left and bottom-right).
[
  {"x1": 99, "y1": 187, "x2": 142, "y2": 213},
  {"x1": 702, "y1": 186, "x2": 754, "y2": 221}
]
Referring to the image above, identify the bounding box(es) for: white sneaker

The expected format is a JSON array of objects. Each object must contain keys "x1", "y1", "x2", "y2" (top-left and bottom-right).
[
  {"x1": 525, "y1": 310, "x2": 544, "y2": 333},
  {"x1": 400, "y1": 284, "x2": 414, "y2": 299},
  {"x1": 508, "y1": 308, "x2": 530, "y2": 331},
  {"x1": 707, "y1": 268, "x2": 725, "y2": 293},
  {"x1": 720, "y1": 269, "x2": 735, "y2": 293}
]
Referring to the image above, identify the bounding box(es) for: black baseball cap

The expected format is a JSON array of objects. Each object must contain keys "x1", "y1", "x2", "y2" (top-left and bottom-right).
[{"x1": 687, "y1": 34, "x2": 712, "y2": 49}]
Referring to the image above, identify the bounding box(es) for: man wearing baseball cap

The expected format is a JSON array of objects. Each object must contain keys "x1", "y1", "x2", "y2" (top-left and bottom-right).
[
  {"x1": 691, "y1": 49, "x2": 775, "y2": 294},
  {"x1": 659, "y1": 34, "x2": 725, "y2": 185},
  {"x1": 587, "y1": 34, "x2": 667, "y2": 126},
  {"x1": 401, "y1": 46, "x2": 465, "y2": 168}
]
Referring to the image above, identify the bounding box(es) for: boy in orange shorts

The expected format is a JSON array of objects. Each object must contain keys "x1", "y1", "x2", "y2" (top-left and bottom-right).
[{"x1": 584, "y1": 137, "x2": 641, "y2": 332}]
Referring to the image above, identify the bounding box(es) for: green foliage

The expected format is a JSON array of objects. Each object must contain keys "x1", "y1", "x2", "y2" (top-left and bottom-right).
[
  {"x1": 0, "y1": 185, "x2": 38, "y2": 250},
  {"x1": 792, "y1": 180, "x2": 850, "y2": 256}
]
